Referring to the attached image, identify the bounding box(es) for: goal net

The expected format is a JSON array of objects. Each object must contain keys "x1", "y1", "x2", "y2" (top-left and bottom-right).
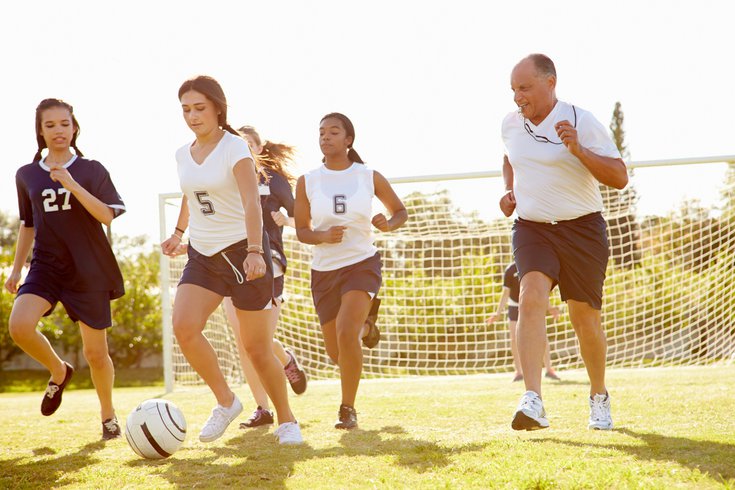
[{"x1": 160, "y1": 158, "x2": 735, "y2": 390}]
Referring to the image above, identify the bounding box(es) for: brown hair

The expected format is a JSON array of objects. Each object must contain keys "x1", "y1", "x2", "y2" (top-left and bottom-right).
[
  {"x1": 33, "y1": 98, "x2": 83, "y2": 162},
  {"x1": 238, "y1": 126, "x2": 297, "y2": 188}
]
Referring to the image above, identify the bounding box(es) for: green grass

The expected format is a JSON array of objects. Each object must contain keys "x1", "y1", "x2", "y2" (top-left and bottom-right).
[
  {"x1": 0, "y1": 368, "x2": 163, "y2": 393},
  {"x1": 1, "y1": 365, "x2": 734, "y2": 489}
]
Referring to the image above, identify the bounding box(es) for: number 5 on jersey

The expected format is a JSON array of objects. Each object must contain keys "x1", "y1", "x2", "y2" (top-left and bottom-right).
[
  {"x1": 194, "y1": 191, "x2": 215, "y2": 215},
  {"x1": 334, "y1": 195, "x2": 346, "y2": 215}
]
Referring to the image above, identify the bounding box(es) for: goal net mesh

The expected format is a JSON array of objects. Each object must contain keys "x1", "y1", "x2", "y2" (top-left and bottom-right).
[{"x1": 161, "y1": 161, "x2": 735, "y2": 386}]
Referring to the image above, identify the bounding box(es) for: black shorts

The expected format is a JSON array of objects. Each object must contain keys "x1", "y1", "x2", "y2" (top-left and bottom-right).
[
  {"x1": 18, "y1": 267, "x2": 112, "y2": 330},
  {"x1": 274, "y1": 275, "x2": 284, "y2": 299},
  {"x1": 311, "y1": 253, "x2": 382, "y2": 325},
  {"x1": 512, "y1": 212, "x2": 609, "y2": 310},
  {"x1": 508, "y1": 305, "x2": 519, "y2": 322},
  {"x1": 180, "y1": 239, "x2": 275, "y2": 311}
]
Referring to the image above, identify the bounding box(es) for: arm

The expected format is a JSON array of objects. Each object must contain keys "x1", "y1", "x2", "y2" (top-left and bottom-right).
[
  {"x1": 294, "y1": 176, "x2": 345, "y2": 245},
  {"x1": 486, "y1": 287, "x2": 510, "y2": 325},
  {"x1": 499, "y1": 155, "x2": 516, "y2": 217},
  {"x1": 4, "y1": 224, "x2": 34, "y2": 293},
  {"x1": 49, "y1": 165, "x2": 115, "y2": 226},
  {"x1": 233, "y1": 158, "x2": 267, "y2": 281},
  {"x1": 161, "y1": 196, "x2": 190, "y2": 256},
  {"x1": 270, "y1": 173, "x2": 296, "y2": 228},
  {"x1": 554, "y1": 120, "x2": 628, "y2": 189},
  {"x1": 371, "y1": 171, "x2": 408, "y2": 232}
]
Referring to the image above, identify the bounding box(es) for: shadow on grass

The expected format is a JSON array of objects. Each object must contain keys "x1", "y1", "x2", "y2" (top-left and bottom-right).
[
  {"x1": 543, "y1": 428, "x2": 735, "y2": 483},
  {"x1": 144, "y1": 425, "x2": 487, "y2": 488},
  {"x1": 0, "y1": 440, "x2": 106, "y2": 489}
]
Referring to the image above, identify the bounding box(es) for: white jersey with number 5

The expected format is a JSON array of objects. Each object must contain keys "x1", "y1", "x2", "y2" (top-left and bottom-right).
[
  {"x1": 305, "y1": 163, "x2": 377, "y2": 271},
  {"x1": 176, "y1": 131, "x2": 253, "y2": 256}
]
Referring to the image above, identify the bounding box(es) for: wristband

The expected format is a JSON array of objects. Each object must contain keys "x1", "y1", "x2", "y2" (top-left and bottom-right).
[
  {"x1": 171, "y1": 233, "x2": 182, "y2": 241},
  {"x1": 246, "y1": 244, "x2": 264, "y2": 254},
  {"x1": 175, "y1": 226, "x2": 186, "y2": 235}
]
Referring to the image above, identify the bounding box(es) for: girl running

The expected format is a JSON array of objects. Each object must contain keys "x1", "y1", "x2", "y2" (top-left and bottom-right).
[
  {"x1": 6, "y1": 98, "x2": 126, "y2": 440},
  {"x1": 161, "y1": 76, "x2": 301, "y2": 444},
  {"x1": 295, "y1": 113, "x2": 407, "y2": 429}
]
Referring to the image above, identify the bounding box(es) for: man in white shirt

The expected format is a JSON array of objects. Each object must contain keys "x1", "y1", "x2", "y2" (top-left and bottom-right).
[{"x1": 500, "y1": 53, "x2": 628, "y2": 431}]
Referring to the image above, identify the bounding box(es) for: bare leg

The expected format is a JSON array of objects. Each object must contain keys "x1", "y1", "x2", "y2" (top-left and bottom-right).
[
  {"x1": 173, "y1": 284, "x2": 234, "y2": 407},
  {"x1": 543, "y1": 337, "x2": 557, "y2": 376},
  {"x1": 508, "y1": 320, "x2": 522, "y2": 376},
  {"x1": 79, "y1": 322, "x2": 115, "y2": 421},
  {"x1": 8, "y1": 294, "x2": 67, "y2": 382},
  {"x1": 237, "y1": 307, "x2": 295, "y2": 425},
  {"x1": 567, "y1": 299, "x2": 607, "y2": 396},
  {"x1": 517, "y1": 272, "x2": 554, "y2": 397},
  {"x1": 335, "y1": 291, "x2": 372, "y2": 408}
]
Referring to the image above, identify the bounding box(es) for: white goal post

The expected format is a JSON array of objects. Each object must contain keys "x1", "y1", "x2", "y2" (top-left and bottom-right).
[{"x1": 160, "y1": 156, "x2": 735, "y2": 392}]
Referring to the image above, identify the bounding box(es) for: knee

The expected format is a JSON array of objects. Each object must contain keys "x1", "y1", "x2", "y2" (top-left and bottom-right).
[
  {"x1": 518, "y1": 290, "x2": 548, "y2": 317},
  {"x1": 83, "y1": 344, "x2": 110, "y2": 368},
  {"x1": 336, "y1": 325, "x2": 360, "y2": 348},
  {"x1": 242, "y1": 343, "x2": 270, "y2": 368},
  {"x1": 8, "y1": 316, "x2": 36, "y2": 344},
  {"x1": 173, "y1": 318, "x2": 199, "y2": 345}
]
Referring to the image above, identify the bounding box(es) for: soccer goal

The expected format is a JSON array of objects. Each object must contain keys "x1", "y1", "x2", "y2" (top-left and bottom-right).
[{"x1": 160, "y1": 156, "x2": 735, "y2": 392}]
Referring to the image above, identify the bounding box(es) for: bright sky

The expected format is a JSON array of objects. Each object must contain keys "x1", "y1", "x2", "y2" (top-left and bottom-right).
[{"x1": 2, "y1": 0, "x2": 733, "y2": 241}]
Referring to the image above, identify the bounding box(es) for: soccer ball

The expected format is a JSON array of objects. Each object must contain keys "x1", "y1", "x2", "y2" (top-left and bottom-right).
[{"x1": 125, "y1": 399, "x2": 186, "y2": 459}]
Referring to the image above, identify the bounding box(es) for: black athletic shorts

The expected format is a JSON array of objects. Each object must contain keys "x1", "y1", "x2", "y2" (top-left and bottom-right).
[
  {"x1": 180, "y1": 238, "x2": 275, "y2": 311},
  {"x1": 512, "y1": 212, "x2": 609, "y2": 310},
  {"x1": 508, "y1": 305, "x2": 519, "y2": 322},
  {"x1": 311, "y1": 253, "x2": 382, "y2": 325},
  {"x1": 18, "y1": 267, "x2": 112, "y2": 330}
]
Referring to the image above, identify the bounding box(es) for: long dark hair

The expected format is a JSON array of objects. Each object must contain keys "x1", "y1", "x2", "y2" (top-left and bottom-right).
[
  {"x1": 178, "y1": 75, "x2": 240, "y2": 137},
  {"x1": 238, "y1": 126, "x2": 297, "y2": 188},
  {"x1": 320, "y1": 112, "x2": 364, "y2": 164},
  {"x1": 33, "y1": 98, "x2": 83, "y2": 162}
]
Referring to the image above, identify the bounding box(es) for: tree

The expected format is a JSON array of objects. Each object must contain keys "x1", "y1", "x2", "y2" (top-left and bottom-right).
[{"x1": 604, "y1": 101, "x2": 641, "y2": 268}]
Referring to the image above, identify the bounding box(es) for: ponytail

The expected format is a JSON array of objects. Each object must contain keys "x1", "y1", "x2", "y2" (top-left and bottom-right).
[
  {"x1": 347, "y1": 147, "x2": 364, "y2": 164},
  {"x1": 222, "y1": 122, "x2": 240, "y2": 137}
]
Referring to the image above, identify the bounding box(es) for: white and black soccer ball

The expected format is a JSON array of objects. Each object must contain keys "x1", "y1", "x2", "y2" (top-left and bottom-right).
[{"x1": 125, "y1": 399, "x2": 186, "y2": 459}]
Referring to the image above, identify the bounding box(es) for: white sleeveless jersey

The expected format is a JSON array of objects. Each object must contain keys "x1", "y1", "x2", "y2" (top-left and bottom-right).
[
  {"x1": 176, "y1": 131, "x2": 253, "y2": 256},
  {"x1": 305, "y1": 163, "x2": 378, "y2": 271}
]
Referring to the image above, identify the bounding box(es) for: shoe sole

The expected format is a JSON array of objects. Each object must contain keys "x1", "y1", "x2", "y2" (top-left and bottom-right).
[
  {"x1": 588, "y1": 423, "x2": 614, "y2": 430},
  {"x1": 199, "y1": 406, "x2": 243, "y2": 442},
  {"x1": 512, "y1": 411, "x2": 549, "y2": 431},
  {"x1": 239, "y1": 420, "x2": 274, "y2": 429}
]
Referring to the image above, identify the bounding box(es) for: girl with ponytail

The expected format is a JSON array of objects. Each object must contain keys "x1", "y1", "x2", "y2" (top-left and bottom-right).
[
  {"x1": 295, "y1": 112, "x2": 408, "y2": 429},
  {"x1": 161, "y1": 76, "x2": 302, "y2": 444},
  {"x1": 7, "y1": 98, "x2": 126, "y2": 440}
]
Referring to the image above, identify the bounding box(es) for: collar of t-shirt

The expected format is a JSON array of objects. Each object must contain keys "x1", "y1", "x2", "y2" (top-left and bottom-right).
[
  {"x1": 39, "y1": 154, "x2": 78, "y2": 172},
  {"x1": 523, "y1": 100, "x2": 569, "y2": 137}
]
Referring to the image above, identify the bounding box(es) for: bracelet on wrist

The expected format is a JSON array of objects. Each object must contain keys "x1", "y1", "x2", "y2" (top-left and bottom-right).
[
  {"x1": 246, "y1": 244, "x2": 264, "y2": 253},
  {"x1": 171, "y1": 233, "x2": 182, "y2": 241},
  {"x1": 175, "y1": 226, "x2": 186, "y2": 235}
]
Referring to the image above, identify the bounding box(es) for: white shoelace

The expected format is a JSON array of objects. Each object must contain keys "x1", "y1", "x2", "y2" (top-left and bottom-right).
[
  {"x1": 45, "y1": 385, "x2": 59, "y2": 399},
  {"x1": 103, "y1": 419, "x2": 119, "y2": 432},
  {"x1": 590, "y1": 397, "x2": 609, "y2": 421}
]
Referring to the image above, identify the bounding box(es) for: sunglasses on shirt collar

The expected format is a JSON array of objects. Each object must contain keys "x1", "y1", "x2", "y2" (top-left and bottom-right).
[{"x1": 523, "y1": 105, "x2": 577, "y2": 145}]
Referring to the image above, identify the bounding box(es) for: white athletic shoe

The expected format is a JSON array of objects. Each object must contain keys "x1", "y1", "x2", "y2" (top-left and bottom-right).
[
  {"x1": 273, "y1": 421, "x2": 303, "y2": 445},
  {"x1": 512, "y1": 390, "x2": 549, "y2": 431},
  {"x1": 199, "y1": 395, "x2": 243, "y2": 442},
  {"x1": 588, "y1": 393, "x2": 613, "y2": 430}
]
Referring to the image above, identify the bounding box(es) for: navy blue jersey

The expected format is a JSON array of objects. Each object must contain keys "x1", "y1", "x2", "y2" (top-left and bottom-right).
[
  {"x1": 503, "y1": 262, "x2": 520, "y2": 303},
  {"x1": 260, "y1": 168, "x2": 294, "y2": 272},
  {"x1": 15, "y1": 156, "x2": 126, "y2": 298}
]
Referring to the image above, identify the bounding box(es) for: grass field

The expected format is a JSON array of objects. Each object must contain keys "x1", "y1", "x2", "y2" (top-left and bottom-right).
[{"x1": 1, "y1": 365, "x2": 734, "y2": 489}]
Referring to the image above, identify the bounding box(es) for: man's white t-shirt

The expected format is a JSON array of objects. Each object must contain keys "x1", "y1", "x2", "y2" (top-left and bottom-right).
[
  {"x1": 304, "y1": 163, "x2": 378, "y2": 271},
  {"x1": 176, "y1": 131, "x2": 254, "y2": 256},
  {"x1": 502, "y1": 100, "x2": 623, "y2": 223}
]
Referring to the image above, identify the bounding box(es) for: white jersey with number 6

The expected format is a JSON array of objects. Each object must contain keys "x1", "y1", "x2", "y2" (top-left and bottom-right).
[
  {"x1": 176, "y1": 131, "x2": 253, "y2": 256},
  {"x1": 305, "y1": 163, "x2": 378, "y2": 271}
]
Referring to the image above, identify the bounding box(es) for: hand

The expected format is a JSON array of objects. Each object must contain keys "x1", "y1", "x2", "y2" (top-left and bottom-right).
[
  {"x1": 554, "y1": 120, "x2": 582, "y2": 156},
  {"x1": 486, "y1": 314, "x2": 498, "y2": 326},
  {"x1": 243, "y1": 252, "x2": 266, "y2": 281},
  {"x1": 371, "y1": 213, "x2": 391, "y2": 232},
  {"x1": 4, "y1": 271, "x2": 22, "y2": 294},
  {"x1": 548, "y1": 306, "x2": 561, "y2": 321},
  {"x1": 161, "y1": 235, "x2": 183, "y2": 256},
  {"x1": 499, "y1": 190, "x2": 516, "y2": 217},
  {"x1": 271, "y1": 210, "x2": 288, "y2": 227},
  {"x1": 48, "y1": 164, "x2": 79, "y2": 191},
  {"x1": 321, "y1": 226, "x2": 347, "y2": 244},
  {"x1": 169, "y1": 243, "x2": 188, "y2": 257}
]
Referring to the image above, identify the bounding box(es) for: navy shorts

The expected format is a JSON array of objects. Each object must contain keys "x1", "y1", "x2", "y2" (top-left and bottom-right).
[
  {"x1": 311, "y1": 253, "x2": 382, "y2": 325},
  {"x1": 508, "y1": 305, "x2": 519, "y2": 322},
  {"x1": 180, "y1": 238, "x2": 275, "y2": 311},
  {"x1": 18, "y1": 267, "x2": 112, "y2": 330},
  {"x1": 512, "y1": 212, "x2": 609, "y2": 310}
]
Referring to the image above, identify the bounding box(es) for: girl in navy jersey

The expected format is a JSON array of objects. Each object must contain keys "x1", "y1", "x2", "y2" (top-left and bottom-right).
[
  {"x1": 5, "y1": 98, "x2": 126, "y2": 440},
  {"x1": 295, "y1": 113, "x2": 407, "y2": 429},
  {"x1": 161, "y1": 76, "x2": 301, "y2": 444}
]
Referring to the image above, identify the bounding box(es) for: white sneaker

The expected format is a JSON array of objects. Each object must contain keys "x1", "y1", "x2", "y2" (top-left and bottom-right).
[
  {"x1": 199, "y1": 395, "x2": 243, "y2": 442},
  {"x1": 273, "y1": 421, "x2": 303, "y2": 445},
  {"x1": 512, "y1": 390, "x2": 549, "y2": 431},
  {"x1": 588, "y1": 392, "x2": 613, "y2": 430}
]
